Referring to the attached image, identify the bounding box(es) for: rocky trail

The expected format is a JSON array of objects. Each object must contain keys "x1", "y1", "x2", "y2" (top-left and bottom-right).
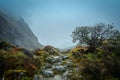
[{"x1": 34, "y1": 52, "x2": 75, "y2": 80}]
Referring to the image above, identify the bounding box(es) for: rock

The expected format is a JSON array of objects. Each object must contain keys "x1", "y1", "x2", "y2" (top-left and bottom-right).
[
  {"x1": 51, "y1": 75, "x2": 63, "y2": 80},
  {"x1": 43, "y1": 45, "x2": 61, "y2": 55},
  {"x1": 44, "y1": 63, "x2": 52, "y2": 69},
  {"x1": 62, "y1": 55, "x2": 69, "y2": 60},
  {"x1": 43, "y1": 46, "x2": 55, "y2": 54},
  {"x1": 54, "y1": 62, "x2": 62, "y2": 66},
  {"x1": 34, "y1": 75, "x2": 43, "y2": 80},
  {"x1": 46, "y1": 56, "x2": 62, "y2": 64},
  {"x1": 46, "y1": 57, "x2": 56, "y2": 64},
  {"x1": 41, "y1": 70, "x2": 54, "y2": 77},
  {"x1": 38, "y1": 75, "x2": 43, "y2": 80},
  {"x1": 53, "y1": 66, "x2": 66, "y2": 74},
  {"x1": 53, "y1": 56, "x2": 59, "y2": 59},
  {"x1": 53, "y1": 56, "x2": 62, "y2": 62},
  {"x1": 34, "y1": 75, "x2": 39, "y2": 80}
]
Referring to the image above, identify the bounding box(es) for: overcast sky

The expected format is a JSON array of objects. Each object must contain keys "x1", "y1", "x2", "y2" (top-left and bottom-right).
[{"x1": 0, "y1": 0, "x2": 120, "y2": 49}]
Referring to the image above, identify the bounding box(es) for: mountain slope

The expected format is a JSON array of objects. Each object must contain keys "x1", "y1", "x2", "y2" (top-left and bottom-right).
[{"x1": 0, "y1": 11, "x2": 43, "y2": 50}]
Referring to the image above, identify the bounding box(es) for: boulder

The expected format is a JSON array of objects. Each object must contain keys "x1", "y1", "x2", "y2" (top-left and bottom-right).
[
  {"x1": 41, "y1": 70, "x2": 54, "y2": 77},
  {"x1": 53, "y1": 56, "x2": 62, "y2": 62},
  {"x1": 46, "y1": 56, "x2": 62, "y2": 64},
  {"x1": 53, "y1": 66, "x2": 66, "y2": 74},
  {"x1": 54, "y1": 62, "x2": 62, "y2": 66},
  {"x1": 62, "y1": 55, "x2": 69, "y2": 60},
  {"x1": 43, "y1": 45, "x2": 61, "y2": 55},
  {"x1": 43, "y1": 46, "x2": 55, "y2": 54},
  {"x1": 44, "y1": 63, "x2": 52, "y2": 69},
  {"x1": 46, "y1": 57, "x2": 56, "y2": 64}
]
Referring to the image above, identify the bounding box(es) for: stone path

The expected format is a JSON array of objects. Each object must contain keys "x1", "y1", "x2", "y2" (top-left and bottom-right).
[{"x1": 34, "y1": 53, "x2": 73, "y2": 80}]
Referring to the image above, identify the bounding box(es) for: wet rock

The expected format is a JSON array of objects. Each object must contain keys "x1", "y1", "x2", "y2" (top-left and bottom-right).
[
  {"x1": 41, "y1": 70, "x2": 54, "y2": 77},
  {"x1": 46, "y1": 56, "x2": 62, "y2": 64},
  {"x1": 54, "y1": 62, "x2": 62, "y2": 66},
  {"x1": 46, "y1": 57, "x2": 56, "y2": 64},
  {"x1": 44, "y1": 63, "x2": 52, "y2": 69},
  {"x1": 53, "y1": 66, "x2": 66, "y2": 74},
  {"x1": 34, "y1": 75, "x2": 39, "y2": 80},
  {"x1": 62, "y1": 55, "x2": 69, "y2": 60},
  {"x1": 34, "y1": 75, "x2": 43, "y2": 80},
  {"x1": 53, "y1": 56, "x2": 62, "y2": 62},
  {"x1": 43, "y1": 75, "x2": 65, "y2": 80}
]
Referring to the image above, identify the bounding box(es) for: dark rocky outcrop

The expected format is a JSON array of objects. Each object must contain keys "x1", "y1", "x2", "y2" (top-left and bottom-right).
[{"x1": 0, "y1": 11, "x2": 43, "y2": 50}]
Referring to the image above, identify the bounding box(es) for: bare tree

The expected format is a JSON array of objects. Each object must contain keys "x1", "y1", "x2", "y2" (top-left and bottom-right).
[{"x1": 71, "y1": 23, "x2": 119, "y2": 53}]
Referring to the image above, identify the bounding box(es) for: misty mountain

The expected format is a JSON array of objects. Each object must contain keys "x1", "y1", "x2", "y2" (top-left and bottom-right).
[{"x1": 0, "y1": 11, "x2": 43, "y2": 50}]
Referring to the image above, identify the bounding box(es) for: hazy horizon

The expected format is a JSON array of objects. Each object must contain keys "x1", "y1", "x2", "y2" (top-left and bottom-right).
[{"x1": 0, "y1": 0, "x2": 120, "y2": 49}]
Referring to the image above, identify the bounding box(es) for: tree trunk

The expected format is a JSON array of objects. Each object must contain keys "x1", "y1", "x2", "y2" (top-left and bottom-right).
[{"x1": 86, "y1": 46, "x2": 96, "y2": 53}]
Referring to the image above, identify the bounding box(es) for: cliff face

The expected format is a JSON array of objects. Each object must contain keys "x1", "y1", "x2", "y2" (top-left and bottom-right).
[{"x1": 0, "y1": 11, "x2": 43, "y2": 50}]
